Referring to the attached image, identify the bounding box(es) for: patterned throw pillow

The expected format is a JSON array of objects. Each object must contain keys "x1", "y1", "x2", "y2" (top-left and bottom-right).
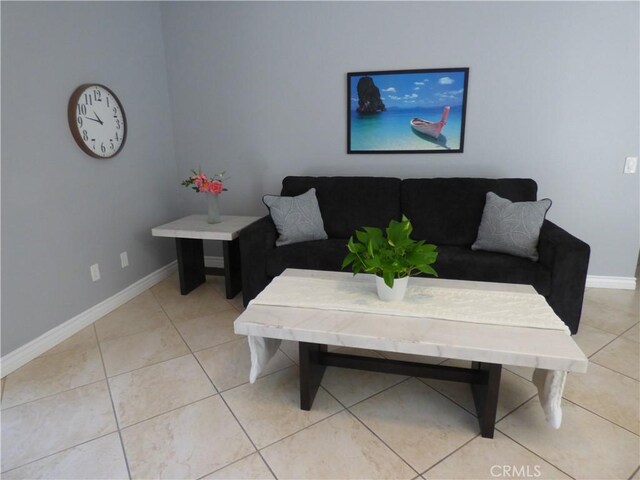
[
  {"x1": 471, "y1": 192, "x2": 552, "y2": 261},
  {"x1": 263, "y1": 188, "x2": 328, "y2": 246}
]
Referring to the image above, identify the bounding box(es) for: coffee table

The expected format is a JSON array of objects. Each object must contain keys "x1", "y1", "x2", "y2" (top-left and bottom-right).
[
  {"x1": 234, "y1": 269, "x2": 588, "y2": 438},
  {"x1": 151, "y1": 214, "x2": 260, "y2": 298}
]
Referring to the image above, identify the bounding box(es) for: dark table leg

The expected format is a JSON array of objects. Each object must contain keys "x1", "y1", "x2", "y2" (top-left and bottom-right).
[
  {"x1": 471, "y1": 362, "x2": 502, "y2": 438},
  {"x1": 176, "y1": 238, "x2": 206, "y2": 295},
  {"x1": 222, "y1": 238, "x2": 242, "y2": 299},
  {"x1": 299, "y1": 342, "x2": 327, "y2": 410}
]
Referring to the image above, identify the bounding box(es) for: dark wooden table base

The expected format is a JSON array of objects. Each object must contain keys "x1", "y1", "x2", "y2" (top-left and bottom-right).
[
  {"x1": 175, "y1": 237, "x2": 242, "y2": 299},
  {"x1": 299, "y1": 342, "x2": 502, "y2": 438}
]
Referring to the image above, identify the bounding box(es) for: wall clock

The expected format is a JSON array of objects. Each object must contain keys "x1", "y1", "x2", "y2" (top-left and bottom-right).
[{"x1": 68, "y1": 84, "x2": 127, "y2": 158}]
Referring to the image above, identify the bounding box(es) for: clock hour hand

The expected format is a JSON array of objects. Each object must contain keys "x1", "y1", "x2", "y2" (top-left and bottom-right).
[{"x1": 91, "y1": 111, "x2": 104, "y2": 125}]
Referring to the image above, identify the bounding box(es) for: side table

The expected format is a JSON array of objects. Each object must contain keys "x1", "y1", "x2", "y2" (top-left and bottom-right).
[{"x1": 152, "y1": 214, "x2": 261, "y2": 298}]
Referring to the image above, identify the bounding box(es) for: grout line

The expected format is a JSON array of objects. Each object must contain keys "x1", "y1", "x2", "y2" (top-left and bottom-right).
[
  {"x1": 629, "y1": 465, "x2": 640, "y2": 480},
  {"x1": 560, "y1": 397, "x2": 640, "y2": 437},
  {"x1": 493, "y1": 398, "x2": 577, "y2": 479},
  {"x1": 0, "y1": 377, "x2": 107, "y2": 413},
  {"x1": 0, "y1": 431, "x2": 122, "y2": 476},
  {"x1": 94, "y1": 323, "x2": 133, "y2": 480},
  {"x1": 419, "y1": 433, "x2": 480, "y2": 477},
  {"x1": 158, "y1": 294, "x2": 280, "y2": 479},
  {"x1": 589, "y1": 358, "x2": 639, "y2": 383}
]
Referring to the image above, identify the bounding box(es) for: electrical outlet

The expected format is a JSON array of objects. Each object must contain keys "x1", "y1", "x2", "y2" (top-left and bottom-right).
[
  {"x1": 624, "y1": 156, "x2": 638, "y2": 174},
  {"x1": 120, "y1": 251, "x2": 129, "y2": 268},
  {"x1": 90, "y1": 264, "x2": 101, "y2": 282}
]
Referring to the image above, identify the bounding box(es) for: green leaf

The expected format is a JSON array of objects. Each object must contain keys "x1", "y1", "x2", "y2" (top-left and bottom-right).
[{"x1": 383, "y1": 270, "x2": 395, "y2": 288}]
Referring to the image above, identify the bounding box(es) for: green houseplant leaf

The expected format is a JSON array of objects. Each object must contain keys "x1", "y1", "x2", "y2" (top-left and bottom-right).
[{"x1": 342, "y1": 215, "x2": 438, "y2": 287}]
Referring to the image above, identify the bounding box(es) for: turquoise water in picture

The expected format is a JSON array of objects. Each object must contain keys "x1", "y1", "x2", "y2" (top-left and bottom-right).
[{"x1": 349, "y1": 105, "x2": 464, "y2": 152}]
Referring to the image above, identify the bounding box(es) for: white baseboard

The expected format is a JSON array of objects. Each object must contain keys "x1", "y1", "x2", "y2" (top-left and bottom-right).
[
  {"x1": 1, "y1": 261, "x2": 177, "y2": 378},
  {"x1": 586, "y1": 275, "x2": 637, "y2": 290},
  {"x1": 204, "y1": 255, "x2": 224, "y2": 269}
]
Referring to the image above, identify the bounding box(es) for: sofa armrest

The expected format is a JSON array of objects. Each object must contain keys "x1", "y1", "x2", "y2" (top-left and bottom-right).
[
  {"x1": 240, "y1": 215, "x2": 278, "y2": 306},
  {"x1": 537, "y1": 220, "x2": 590, "y2": 334}
]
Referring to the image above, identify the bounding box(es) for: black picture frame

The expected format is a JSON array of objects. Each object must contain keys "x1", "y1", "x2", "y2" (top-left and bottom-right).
[{"x1": 347, "y1": 67, "x2": 469, "y2": 154}]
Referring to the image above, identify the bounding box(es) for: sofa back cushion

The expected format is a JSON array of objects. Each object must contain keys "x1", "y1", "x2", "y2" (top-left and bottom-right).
[
  {"x1": 401, "y1": 178, "x2": 538, "y2": 246},
  {"x1": 281, "y1": 176, "x2": 401, "y2": 238}
]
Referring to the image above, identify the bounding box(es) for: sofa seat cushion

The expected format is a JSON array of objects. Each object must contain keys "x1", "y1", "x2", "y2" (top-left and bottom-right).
[
  {"x1": 266, "y1": 238, "x2": 349, "y2": 278},
  {"x1": 431, "y1": 246, "x2": 551, "y2": 296}
]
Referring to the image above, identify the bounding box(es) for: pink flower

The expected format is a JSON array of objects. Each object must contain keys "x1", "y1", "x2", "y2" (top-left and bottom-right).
[{"x1": 209, "y1": 180, "x2": 224, "y2": 194}]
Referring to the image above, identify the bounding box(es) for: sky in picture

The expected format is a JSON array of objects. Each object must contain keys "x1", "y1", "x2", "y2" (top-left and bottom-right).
[{"x1": 350, "y1": 70, "x2": 467, "y2": 110}]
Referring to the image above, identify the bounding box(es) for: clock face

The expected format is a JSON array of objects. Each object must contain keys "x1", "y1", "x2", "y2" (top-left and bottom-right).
[{"x1": 68, "y1": 84, "x2": 127, "y2": 158}]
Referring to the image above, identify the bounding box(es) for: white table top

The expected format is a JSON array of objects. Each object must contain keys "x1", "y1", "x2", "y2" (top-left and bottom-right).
[
  {"x1": 234, "y1": 269, "x2": 588, "y2": 372},
  {"x1": 151, "y1": 214, "x2": 262, "y2": 241}
]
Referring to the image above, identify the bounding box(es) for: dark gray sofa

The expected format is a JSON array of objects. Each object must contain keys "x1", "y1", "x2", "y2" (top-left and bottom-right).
[{"x1": 240, "y1": 176, "x2": 590, "y2": 334}]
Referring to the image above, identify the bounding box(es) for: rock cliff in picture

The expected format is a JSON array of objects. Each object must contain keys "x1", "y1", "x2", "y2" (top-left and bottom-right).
[{"x1": 356, "y1": 76, "x2": 386, "y2": 115}]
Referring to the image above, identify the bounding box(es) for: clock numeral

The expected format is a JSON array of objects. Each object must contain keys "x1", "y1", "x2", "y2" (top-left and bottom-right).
[
  {"x1": 115, "y1": 119, "x2": 121, "y2": 130},
  {"x1": 115, "y1": 132, "x2": 119, "y2": 142},
  {"x1": 93, "y1": 89, "x2": 102, "y2": 102},
  {"x1": 84, "y1": 94, "x2": 93, "y2": 106},
  {"x1": 106, "y1": 97, "x2": 110, "y2": 108},
  {"x1": 110, "y1": 142, "x2": 115, "y2": 150},
  {"x1": 77, "y1": 104, "x2": 87, "y2": 116},
  {"x1": 82, "y1": 130, "x2": 88, "y2": 141},
  {"x1": 101, "y1": 142, "x2": 106, "y2": 153},
  {"x1": 77, "y1": 116, "x2": 83, "y2": 127},
  {"x1": 113, "y1": 107, "x2": 118, "y2": 116}
]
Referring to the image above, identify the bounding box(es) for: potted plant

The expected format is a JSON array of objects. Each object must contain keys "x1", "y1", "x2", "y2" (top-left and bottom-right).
[
  {"x1": 181, "y1": 169, "x2": 228, "y2": 224},
  {"x1": 342, "y1": 215, "x2": 438, "y2": 301}
]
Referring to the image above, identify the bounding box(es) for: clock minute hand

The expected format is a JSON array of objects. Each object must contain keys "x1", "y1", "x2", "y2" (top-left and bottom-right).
[
  {"x1": 91, "y1": 111, "x2": 104, "y2": 125},
  {"x1": 84, "y1": 116, "x2": 102, "y2": 124}
]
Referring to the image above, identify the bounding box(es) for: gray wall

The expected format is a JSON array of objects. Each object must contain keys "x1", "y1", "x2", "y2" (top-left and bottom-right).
[
  {"x1": 1, "y1": 2, "x2": 180, "y2": 353},
  {"x1": 161, "y1": 1, "x2": 639, "y2": 277}
]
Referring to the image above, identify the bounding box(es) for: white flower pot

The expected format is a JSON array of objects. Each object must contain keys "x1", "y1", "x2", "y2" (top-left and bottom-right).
[{"x1": 375, "y1": 276, "x2": 409, "y2": 302}]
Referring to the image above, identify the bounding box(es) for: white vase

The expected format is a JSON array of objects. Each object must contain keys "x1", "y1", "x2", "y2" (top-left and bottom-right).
[
  {"x1": 206, "y1": 193, "x2": 221, "y2": 224},
  {"x1": 375, "y1": 276, "x2": 409, "y2": 302}
]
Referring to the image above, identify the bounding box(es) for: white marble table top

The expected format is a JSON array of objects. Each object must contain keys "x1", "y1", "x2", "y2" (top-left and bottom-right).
[
  {"x1": 234, "y1": 269, "x2": 588, "y2": 372},
  {"x1": 151, "y1": 214, "x2": 262, "y2": 241}
]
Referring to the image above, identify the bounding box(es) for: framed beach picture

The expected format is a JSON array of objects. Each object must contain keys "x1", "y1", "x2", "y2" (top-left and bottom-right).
[{"x1": 347, "y1": 68, "x2": 469, "y2": 154}]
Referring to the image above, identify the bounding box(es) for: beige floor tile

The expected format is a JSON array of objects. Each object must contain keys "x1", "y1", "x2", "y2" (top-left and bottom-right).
[
  {"x1": 350, "y1": 378, "x2": 479, "y2": 473},
  {"x1": 420, "y1": 360, "x2": 538, "y2": 421},
  {"x1": 173, "y1": 309, "x2": 239, "y2": 352},
  {"x1": 584, "y1": 288, "x2": 640, "y2": 317},
  {"x1": 109, "y1": 354, "x2": 216, "y2": 427},
  {"x1": 196, "y1": 337, "x2": 293, "y2": 391},
  {"x1": 261, "y1": 410, "x2": 416, "y2": 479},
  {"x1": 591, "y1": 336, "x2": 640, "y2": 380},
  {"x1": 623, "y1": 323, "x2": 640, "y2": 343},
  {"x1": 321, "y1": 348, "x2": 407, "y2": 407},
  {"x1": 1, "y1": 381, "x2": 117, "y2": 472},
  {"x1": 100, "y1": 320, "x2": 190, "y2": 377},
  {"x1": 95, "y1": 291, "x2": 165, "y2": 342},
  {"x1": 563, "y1": 362, "x2": 639, "y2": 434},
  {"x1": 1, "y1": 433, "x2": 128, "y2": 479},
  {"x1": 203, "y1": 452, "x2": 274, "y2": 479},
  {"x1": 503, "y1": 364, "x2": 534, "y2": 381},
  {"x1": 42, "y1": 326, "x2": 98, "y2": 357},
  {"x1": 496, "y1": 398, "x2": 640, "y2": 479},
  {"x1": 581, "y1": 298, "x2": 638, "y2": 335},
  {"x1": 122, "y1": 395, "x2": 254, "y2": 479},
  {"x1": 572, "y1": 323, "x2": 618, "y2": 357},
  {"x1": 151, "y1": 274, "x2": 232, "y2": 322},
  {"x1": 279, "y1": 340, "x2": 299, "y2": 364},
  {"x1": 222, "y1": 366, "x2": 343, "y2": 448},
  {"x1": 425, "y1": 431, "x2": 570, "y2": 479},
  {"x1": 227, "y1": 293, "x2": 246, "y2": 312},
  {"x1": 2, "y1": 339, "x2": 104, "y2": 409}
]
